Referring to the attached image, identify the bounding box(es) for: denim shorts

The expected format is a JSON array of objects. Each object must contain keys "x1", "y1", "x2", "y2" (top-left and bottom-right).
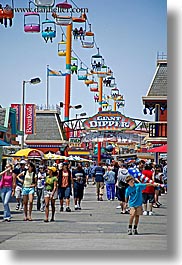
[
  {"x1": 44, "y1": 190, "x2": 58, "y2": 199},
  {"x1": 22, "y1": 187, "x2": 35, "y2": 196},
  {"x1": 58, "y1": 187, "x2": 71, "y2": 199}
]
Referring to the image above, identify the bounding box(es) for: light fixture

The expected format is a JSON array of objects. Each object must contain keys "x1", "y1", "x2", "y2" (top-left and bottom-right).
[{"x1": 30, "y1": 77, "x2": 41, "y2": 84}]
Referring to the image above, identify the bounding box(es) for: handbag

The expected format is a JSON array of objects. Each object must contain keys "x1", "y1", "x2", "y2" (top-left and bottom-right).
[{"x1": 0, "y1": 174, "x2": 4, "y2": 189}]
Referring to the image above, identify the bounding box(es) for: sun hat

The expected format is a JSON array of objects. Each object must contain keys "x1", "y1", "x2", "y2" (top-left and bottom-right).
[{"x1": 48, "y1": 166, "x2": 57, "y2": 173}]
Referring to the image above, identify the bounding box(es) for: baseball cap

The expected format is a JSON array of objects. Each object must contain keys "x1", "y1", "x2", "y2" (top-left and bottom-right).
[{"x1": 20, "y1": 160, "x2": 26, "y2": 165}]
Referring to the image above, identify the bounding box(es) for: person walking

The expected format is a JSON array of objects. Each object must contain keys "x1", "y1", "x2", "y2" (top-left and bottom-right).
[
  {"x1": 44, "y1": 167, "x2": 58, "y2": 222},
  {"x1": 0, "y1": 163, "x2": 16, "y2": 222},
  {"x1": 142, "y1": 163, "x2": 155, "y2": 216},
  {"x1": 58, "y1": 162, "x2": 72, "y2": 212},
  {"x1": 116, "y1": 164, "x2": 129, "y2": 214},
  {"x1": 125, "y1": 175, "x2": 158, "y2": 235},
  {"x1": 13, "y1": 160, "x2": 27, "y2": 211},
  {"x1": 36, "y1": 166, "x2": 46, "y2": 211},
  {"x1": 92, "y1": 162, "x2": 105, "y2": 201},
  {"x1": 72, "y1": 163, "x2": 86, "y2": 210},
  {"x1": 103, "y1": 166, "x2": 115, "y2": 201},
  {"x1": 16, "y1": 162, "x2": 37, "y2": 221}
]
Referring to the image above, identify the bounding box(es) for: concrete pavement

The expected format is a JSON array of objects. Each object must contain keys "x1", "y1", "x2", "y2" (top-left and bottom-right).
[{"x1": 0, "y1": 184, "x2": 167, "y2": 250}]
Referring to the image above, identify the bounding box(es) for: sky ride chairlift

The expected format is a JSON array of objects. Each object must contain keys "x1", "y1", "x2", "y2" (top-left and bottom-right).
[
  {"x1": 84, "y1": 72, "x2": 95, "y2": 86},
  {"x1": 91, "y1": 48, "x2": 103, "y2": 72},
  {"x1": 24, "y1": 12, "x2": 40, "y2": 33},
  {"x1": 71, "y1": 57, "x2": 78, "y2": 74},
  {"x1": 81, "y1": 24, "x2": 94, "y2": 48},
  {"x1": 34, "y1": 0, "x2": 55, "y2": 7},
  {"x1": 53, "y1": 1, "x2": 72, "y2": 26},
  {"x1": 42, "y1": 19, "x2": 56, "y2": 43},
  {"x1": 58, "y1": 33, "x2": 66, "y2": 56},
  {"x1": 77, "y1": 63, "x2": 88, "y2": 80},
  {"x1": 72, "y1": 13, "x2": 86, "y2": 40},
  {"x1": 90, "y1": 81, "x2": 99, "y2": 92},
  {"x1": 0, "y1": 1, "x2": 14, "y2": 28}
]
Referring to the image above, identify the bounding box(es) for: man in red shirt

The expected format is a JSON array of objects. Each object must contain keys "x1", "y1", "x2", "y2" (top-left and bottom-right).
[{"x1": 142, "y1": 164, "x2": 155, "y2": 216}]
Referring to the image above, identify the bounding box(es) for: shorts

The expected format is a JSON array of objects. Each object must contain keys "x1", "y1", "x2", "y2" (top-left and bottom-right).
[
  {"x1": 22, "y1": 187, "x2": 35, "y2": 196},
  {"x1": 73, "y1": 187, "x2": 84, "y2": 199},
  {"x1": 58, "y1": 187, "x2": 71, "y2": 199},
  {"x1": 130, "y1": 206, "x2": 143, "y2": 216},
  {"x1": 15, "y1": 185, "x2": 22, "y2": 199},
  {"x1": 44, "y1": 190, "x2": 57, "y2": 199},
  {"x1": 117, "y1": 187, "x2": 126, "y2": 202},
  {"x1": 142, "y1": 193, "x2": 155, "y2": 204}
]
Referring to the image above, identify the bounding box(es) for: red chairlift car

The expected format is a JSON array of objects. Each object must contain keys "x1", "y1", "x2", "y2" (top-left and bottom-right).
[{"x1": 24, "y1": 12, "x2": 40, "y2": 33}]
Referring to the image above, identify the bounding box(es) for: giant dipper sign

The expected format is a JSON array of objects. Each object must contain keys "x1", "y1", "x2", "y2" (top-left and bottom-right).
[{"x1": 83, "y1": 111, "x2": 136, "y2": 131}]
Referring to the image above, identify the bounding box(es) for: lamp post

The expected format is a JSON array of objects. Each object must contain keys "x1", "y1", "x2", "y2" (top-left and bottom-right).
[
  {"x1": 21, "y1": 77, "x2": 41, "y2": 149},
  {"x1": 75, "y1": 112, "x2": 87, "y2": 119}
]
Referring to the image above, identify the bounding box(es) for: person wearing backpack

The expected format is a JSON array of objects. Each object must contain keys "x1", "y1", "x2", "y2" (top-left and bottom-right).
[{"x1": 16, "y1": 162, "x2": 37, "y2": 221}]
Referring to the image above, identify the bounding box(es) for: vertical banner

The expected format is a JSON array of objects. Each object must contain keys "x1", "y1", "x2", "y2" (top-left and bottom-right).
[
  {"x1": 11, "y1": 103, "x2": 21, "y2": 131},
  {"x1": 69, "y1": 129, "x2": 74, "y2": 138},
  {"x1": 25, "y1": 104, "x2": 36, "y2": 134}
]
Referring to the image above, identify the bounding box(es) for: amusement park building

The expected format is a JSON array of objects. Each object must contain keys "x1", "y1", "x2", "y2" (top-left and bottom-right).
[
  {"x1": 25, "y1": 109, "x2": 68, "y2": 154},
  {"x1": 142, "y1": 55, "x2": 167, "y2": 146}
]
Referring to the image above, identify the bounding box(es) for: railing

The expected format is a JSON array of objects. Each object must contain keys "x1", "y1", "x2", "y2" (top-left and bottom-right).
[
  {"x1": 149, "y1": 122, "x2": 167, "y2": 138},
  {"x1": 36, "y1": 104, "x2": 61, "y2": 114}
]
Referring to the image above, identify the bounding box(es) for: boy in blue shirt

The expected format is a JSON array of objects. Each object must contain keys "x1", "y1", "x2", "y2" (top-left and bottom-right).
[{"x1": 125, "y1": 175, "x2": 158, "y2": 235}]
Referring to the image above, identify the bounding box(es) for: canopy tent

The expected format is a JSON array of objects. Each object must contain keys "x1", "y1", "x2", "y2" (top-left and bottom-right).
[
  {"x1": 147, "y1": 144, "x2": 167, "y2": 153},
  {"x1": 12, "y1": 148, "x2": 44, "y2": 159},
  {"x1": 43, "y1": 152, "x2": 67, "y2": 160}
]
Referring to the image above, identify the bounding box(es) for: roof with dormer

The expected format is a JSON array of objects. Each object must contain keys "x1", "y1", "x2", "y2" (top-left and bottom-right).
[
  {"x1": 25, "y1": 110, "x2": 67, "y2": 145},
  {"x1": 142, "y1": 59, "x2": 167, "y2": 104}
]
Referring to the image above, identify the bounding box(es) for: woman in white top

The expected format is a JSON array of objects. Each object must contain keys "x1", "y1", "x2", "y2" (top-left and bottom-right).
[{"x1": 16, "y1": 162, "x2": 37, "y2": 221}]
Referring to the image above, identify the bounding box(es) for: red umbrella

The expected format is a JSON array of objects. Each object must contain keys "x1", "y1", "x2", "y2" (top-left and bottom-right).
[{"x1": 147, "y1": 144, "x2": 167, "y2": 153}]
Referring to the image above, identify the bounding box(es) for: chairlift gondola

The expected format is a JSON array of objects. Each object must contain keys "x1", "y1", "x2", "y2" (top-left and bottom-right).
[
  {"x1": 34, "y1": 0, "x2": 55, "y2": 7},
  {"x1": 42, "y1": 19, "x2": 56, "y2": 43},
  {"x1": 90, "y1": 81, "x2": 98, "y2": 92},
  {"x1": 91, "y1": 48, "x2": 103, "y2": 71},
  {"x1": 111, "y1": 87, "x2": 119, "y2": 98},
  {"x1": 97, "y1": 59, "x2": 108, "y2": 77},
  {"x1": 53, "y1": 1, "x2": 72, "y2": 26},
  {"x1": 58, "y1": 34, "x2": 66, "y2": 56},
  {"x1": 77, "y1": 64, "x2": 88, "y2": 80},
  {"x1": 0, "y1": 1, "x2": 14, "y2": 28},
  {"x1": 24, "y1": 12, "x2": 40, "y2": 33},
  {"x1": 82, "y1": 24, "x2": 94, "y2": 48},
  {"x1": 71, "y1": 57, "x2": 78, "y2": 74}
]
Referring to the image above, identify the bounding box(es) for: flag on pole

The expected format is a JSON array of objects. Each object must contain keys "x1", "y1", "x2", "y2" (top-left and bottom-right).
[{"x1": 47, "y1": 68, "x2": 68, "y2": 76}]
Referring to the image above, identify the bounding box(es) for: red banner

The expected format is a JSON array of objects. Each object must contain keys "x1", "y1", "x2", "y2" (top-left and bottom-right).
[{"x1": 25, "y1": 104, "x2": 35, "y2": 134}]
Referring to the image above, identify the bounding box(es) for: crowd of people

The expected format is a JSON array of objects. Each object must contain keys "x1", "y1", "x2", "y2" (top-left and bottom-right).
[{"x1": 0, "y1": 158, "x2": 167, "y2": 234}]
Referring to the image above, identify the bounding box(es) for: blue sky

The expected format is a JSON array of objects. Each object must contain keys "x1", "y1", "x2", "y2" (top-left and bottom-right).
[{"x1": 0, "y1": 0, "x2": 167, "y2": 121}]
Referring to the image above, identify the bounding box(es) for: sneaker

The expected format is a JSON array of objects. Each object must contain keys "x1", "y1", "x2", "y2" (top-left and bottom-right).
[
  {"x1": 16, "y1": 204, "x2": 20, "y2": 210},
  {"x1": 153, "y1": 204, "x2": 159, "y2": 208},
  {"x1": 78, "y1": 206, "x2": 81, "y2": 210},
  {"x1": 75, "y1": 205, "x2": 78, "y2": 210},
  {"x1": 149, "y1": 211, "x2": 153, "y2": 216},
  {"x1": 40, "y1": 208, "x2": 44, "y2": 212},
  {"x1": 143, "y1": 211, "x2": 148, "y2": 216},
  {"x1": 128, "y1": 228, "x2": 132, "y2": 235},
  {"x1": 116, "y1": 205, "x2": 121, "y2": 209},
  {"x1": 20, "y1": 206, "x2": 24, "y2": 211},
  {"x1": 133, "y1": 229, "x2": 138, "y2": 235},
  {"x1": 66, "y1": 207, "x2": 71, "y2": 212},
  {"x1": 60, "y1": 206, "x2": 64, "y2": 212}
]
